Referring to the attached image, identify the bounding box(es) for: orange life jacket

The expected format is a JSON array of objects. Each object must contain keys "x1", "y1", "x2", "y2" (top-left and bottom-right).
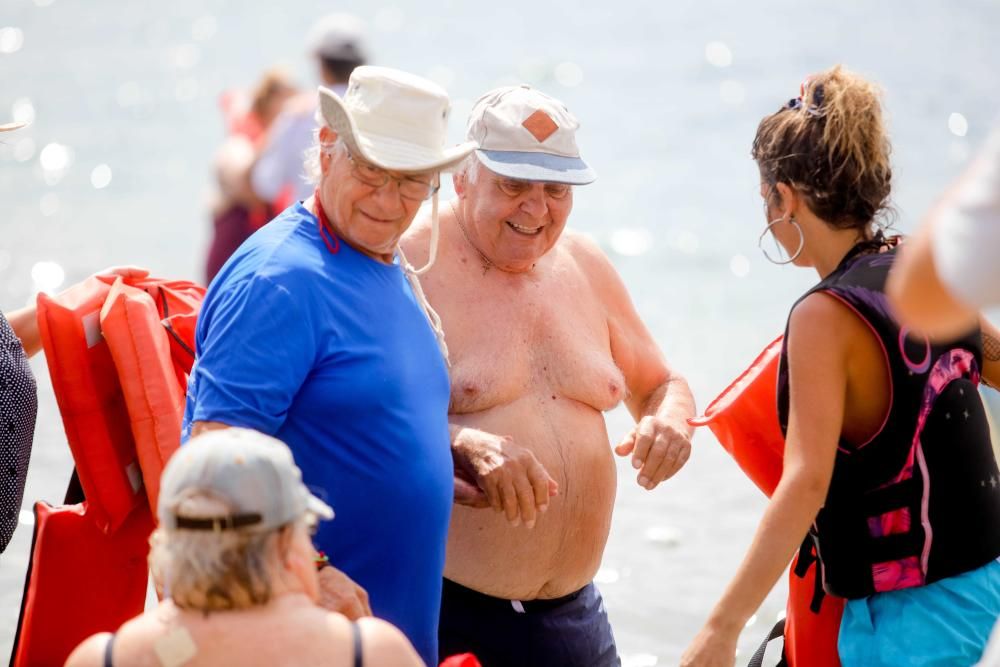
[
  {"x1": 36, "y1": 274, "x2": 204, "y2": 531},
  {"x1": 10, "y1": 500, "x2": 154, "y2": 667},
  {"x1": 691, "y1": 335, "x2": 844, "y2": 667}
]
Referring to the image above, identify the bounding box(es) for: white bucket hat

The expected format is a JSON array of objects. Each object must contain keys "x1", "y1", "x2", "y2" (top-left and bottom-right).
[
  {"x1": 318, "y1": 65, "x2": 476, "y2": 173},
  {"x1": 466, "y1": 85, "x2": 595, "y2": 185}
]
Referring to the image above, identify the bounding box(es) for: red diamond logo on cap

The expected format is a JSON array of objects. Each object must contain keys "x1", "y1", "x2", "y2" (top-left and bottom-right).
[{"x1": 522, "y1": 109, "x2": 558, "y2": 143}]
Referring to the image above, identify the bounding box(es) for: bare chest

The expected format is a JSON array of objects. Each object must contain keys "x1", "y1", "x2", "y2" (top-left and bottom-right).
[{"x1": 433, "y1": 273, "x2": 626, "y2": 414}]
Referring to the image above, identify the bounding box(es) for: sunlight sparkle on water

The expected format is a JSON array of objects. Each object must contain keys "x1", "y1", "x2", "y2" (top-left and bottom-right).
[
  {"x1": 31, "y1": 261, "x2": 65, "y2": 293},
  {"x1": 730, "y1": 254, "x2": 750, "y2": 277},
  {"x1": 554, "y1": 62, "x2": 584, "y2": 88},
  {"x1": 611, "y1": 228, "x2": 652, "y2": 257},
  {"x1": 11, "y1": 98, "x2": 35, "y2": 125},
  {"x1": 594, "y1": 567, "x2": 620, "y2": 584},
  {"x1": 91, "y1": 164, "x2": 112, "y2": 189},
  {"x1": 705, "y1": 41, "x2": 733, "y2": 68},
  {"x1": 166, "y1": 44, "x2": 201, "y2": 70},
  {"x1": 13, "y1": 138, "x2": 35, "y2": 163},
  {"x1": 39, "y1": 143, "x2": 71, "y2": 172},
  {"x1": 948, "y1": 112, "x2": 968, "y2": 137},
  {"x1": 644, "y1": 525, "x2": 682, "y2": 546},
  {"x1": 0, "y1": 27, "x2": 24, "y2": 54}
]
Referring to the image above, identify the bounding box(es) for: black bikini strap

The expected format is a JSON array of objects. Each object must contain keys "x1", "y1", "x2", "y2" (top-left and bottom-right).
[
  {"x1": 351, "y1": 621, "x2": 363, "y2": 667},
  {"x1": 103, "y1": 632, "x2": 116, "y2": 667}
]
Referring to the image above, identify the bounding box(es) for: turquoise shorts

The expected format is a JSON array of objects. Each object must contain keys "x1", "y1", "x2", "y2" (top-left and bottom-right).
[{"x1": 839, "y1": 558, "x2": 1000, "y2": 666}]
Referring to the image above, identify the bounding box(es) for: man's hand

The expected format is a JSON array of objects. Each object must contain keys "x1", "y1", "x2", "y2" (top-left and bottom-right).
[
  {"x1": 451, "y1": 426, "x2": 558, "y2": 529},
  {"x1": 316, "y1": 565, "x2": 371, "y2": 620},
  {"x1": 615, "y1": 415, "x2": 691, "y2": 490}
]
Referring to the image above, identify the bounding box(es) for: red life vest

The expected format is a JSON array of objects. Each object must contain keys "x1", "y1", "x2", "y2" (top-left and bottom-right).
[
  {"x1": 691, "y1": 336, "x2": 844, "y2": 667},
  {"x1": 36, "y1": 274, "x2": 204, "y2": 530},
  {"x1": 17, "y1": 273, "x2": 204, "y2": 665},
  {"x1": 10, "y1": 500, "x2": 154, "y2": 667}
]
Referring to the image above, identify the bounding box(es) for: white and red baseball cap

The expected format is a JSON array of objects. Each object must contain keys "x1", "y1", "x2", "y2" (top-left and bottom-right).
[{"x1": 466, "y1": 85, "x2": 596, "y2": 185}]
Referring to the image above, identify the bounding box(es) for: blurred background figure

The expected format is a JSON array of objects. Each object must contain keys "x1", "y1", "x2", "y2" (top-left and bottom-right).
[
  {"x1": 65, "y1": 428, "x2": 424, "y2": 667},
  {"x1": 888, "y1": 127, "x2": 1000, "y2": 339},
  {"x1": 205, "y1": 68, "x2": 297, "y2": 283},
  {"x1": 249, "y1": 13, "x2": 369, "y2": 208}
]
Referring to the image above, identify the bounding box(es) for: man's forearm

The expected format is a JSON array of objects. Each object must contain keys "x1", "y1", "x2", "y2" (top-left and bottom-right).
[{"x1": 640, "y1": 375, "x2": 696, "y2": 437}]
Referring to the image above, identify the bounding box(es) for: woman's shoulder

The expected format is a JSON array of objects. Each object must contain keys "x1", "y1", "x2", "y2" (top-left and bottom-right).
[{"x1": 351, "y1": 616, "x2": 425, "y2": 667}]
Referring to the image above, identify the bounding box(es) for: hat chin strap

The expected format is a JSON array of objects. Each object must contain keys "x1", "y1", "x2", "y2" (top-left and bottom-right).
[{"x1": 398, "y1": 190, "x2": 450, "y2": 367}]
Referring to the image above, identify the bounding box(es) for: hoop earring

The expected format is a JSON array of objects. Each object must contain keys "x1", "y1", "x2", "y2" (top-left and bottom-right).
[{"x1": 758, "y1": 216, "x2": 804, "y2": 265}]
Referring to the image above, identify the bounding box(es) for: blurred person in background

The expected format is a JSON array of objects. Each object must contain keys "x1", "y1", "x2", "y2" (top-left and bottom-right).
[
  {"x1": 183, "y1": 67, "x2": 476, "y2": 667},
  {"x1": 65, "y1": 428, "x2": 424, "y2": 667},
  {"x1": 401, "y1": 85, "x2": 695, "y2": 667},
  {"x1": 249, "y1": 13, "x2": 369, "y2": 207},
  {"x1": 888, "y1": 127, "x2": 1000, "y2": 339},
  {"x1": 681, "y1": 67, "x2": 1000, "y2": 667},
  {"x1": 205, "y1": 68, "x2": 297, "y2": 283}
]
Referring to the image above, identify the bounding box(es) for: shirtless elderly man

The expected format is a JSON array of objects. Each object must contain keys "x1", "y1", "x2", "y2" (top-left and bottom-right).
[{"x1": 402, "y1": 85, "x2": 695, "y2": 666}]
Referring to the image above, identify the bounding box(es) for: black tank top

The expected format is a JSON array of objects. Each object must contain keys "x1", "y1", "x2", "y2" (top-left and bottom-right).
[{"x1": 777, "y1": 242, "x2": 1000, "y2": 599}]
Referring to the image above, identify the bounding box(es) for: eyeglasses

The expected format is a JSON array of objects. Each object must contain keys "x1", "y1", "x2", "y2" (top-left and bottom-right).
[
  {"x1": 494, "y1": 177, "x2": 572, "y2": 200},
  {"x1": 344, "y1": 147, "x2": 440, "y2": 201}
]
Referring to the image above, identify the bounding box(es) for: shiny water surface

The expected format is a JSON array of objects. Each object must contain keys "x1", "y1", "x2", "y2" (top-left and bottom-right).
[{"x1": 2, "y1": 0, "x2": 1000, "y2": 663}]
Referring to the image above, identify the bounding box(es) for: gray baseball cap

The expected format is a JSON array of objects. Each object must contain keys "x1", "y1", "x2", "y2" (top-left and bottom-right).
[{"x1": 160, "y1": 428, "x2": 333, "y2": 532}]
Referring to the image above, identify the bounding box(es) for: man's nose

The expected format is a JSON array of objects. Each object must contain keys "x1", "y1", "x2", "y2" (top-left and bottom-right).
[
  {"x1": 520, "y1": 185, "x2": 548, "y2": 218},
  {"x1": 370, "y1": 178, "x2": 406, "y2": 216}
]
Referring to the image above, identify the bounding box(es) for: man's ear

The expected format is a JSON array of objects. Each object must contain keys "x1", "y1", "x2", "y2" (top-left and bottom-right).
[
  {"x1": 319, "y1": 126, "x2": 339, "y2": 144},
  {"x1": 452, "y1": 171, "x2": 466, "y2": 198}
]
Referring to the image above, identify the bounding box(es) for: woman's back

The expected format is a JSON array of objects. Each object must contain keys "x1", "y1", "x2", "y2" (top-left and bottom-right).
[{"x1": 67, "y1": 595, "x2": 424, "y2": 667}]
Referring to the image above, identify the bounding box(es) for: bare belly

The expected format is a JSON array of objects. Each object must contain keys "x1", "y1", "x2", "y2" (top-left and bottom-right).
[{"x1": 445, "y1": 395, "x2": 617, "y2": 599}]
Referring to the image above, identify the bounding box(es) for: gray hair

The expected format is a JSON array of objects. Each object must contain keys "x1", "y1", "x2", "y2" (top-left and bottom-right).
[
  {"x1": 454, "y1": 153, "x2": 484, "y2": 185},
  {"x1": 303, "y1": 110, "x2": 346, "y2": 185},
  {"x1": 149, "y1": 493, "x2": 300, "y2": 612}
]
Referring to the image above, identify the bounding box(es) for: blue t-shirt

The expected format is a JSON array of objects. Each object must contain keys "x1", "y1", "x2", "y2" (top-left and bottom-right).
[{"x1": 182, "y1": 202, "x2": 453, "y2": 665}]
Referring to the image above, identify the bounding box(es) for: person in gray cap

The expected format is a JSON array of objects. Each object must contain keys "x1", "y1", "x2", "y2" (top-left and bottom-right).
[
  {"x1": 401, "y1": 85, "x2": 695, "y2": 666},
  {"x1": 184, "y1": 66, "x2": 476, "y2": 667},
  {"x1": 250, "y1": 13, "x2": 370, "y2": 205},
  {"x1": 65, "y1": 428, "x2": 424, "y2": 667}
]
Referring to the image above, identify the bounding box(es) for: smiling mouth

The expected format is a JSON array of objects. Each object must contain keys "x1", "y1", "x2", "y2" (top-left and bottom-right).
[{"x1": 506, "y1": 221, "x2": 543, "y2": 236}]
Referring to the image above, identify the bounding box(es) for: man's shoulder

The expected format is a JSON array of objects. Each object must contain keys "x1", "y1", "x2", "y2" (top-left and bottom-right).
[{"x1": 556, "y1": 230, "x2": 616, "y2": 272}]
